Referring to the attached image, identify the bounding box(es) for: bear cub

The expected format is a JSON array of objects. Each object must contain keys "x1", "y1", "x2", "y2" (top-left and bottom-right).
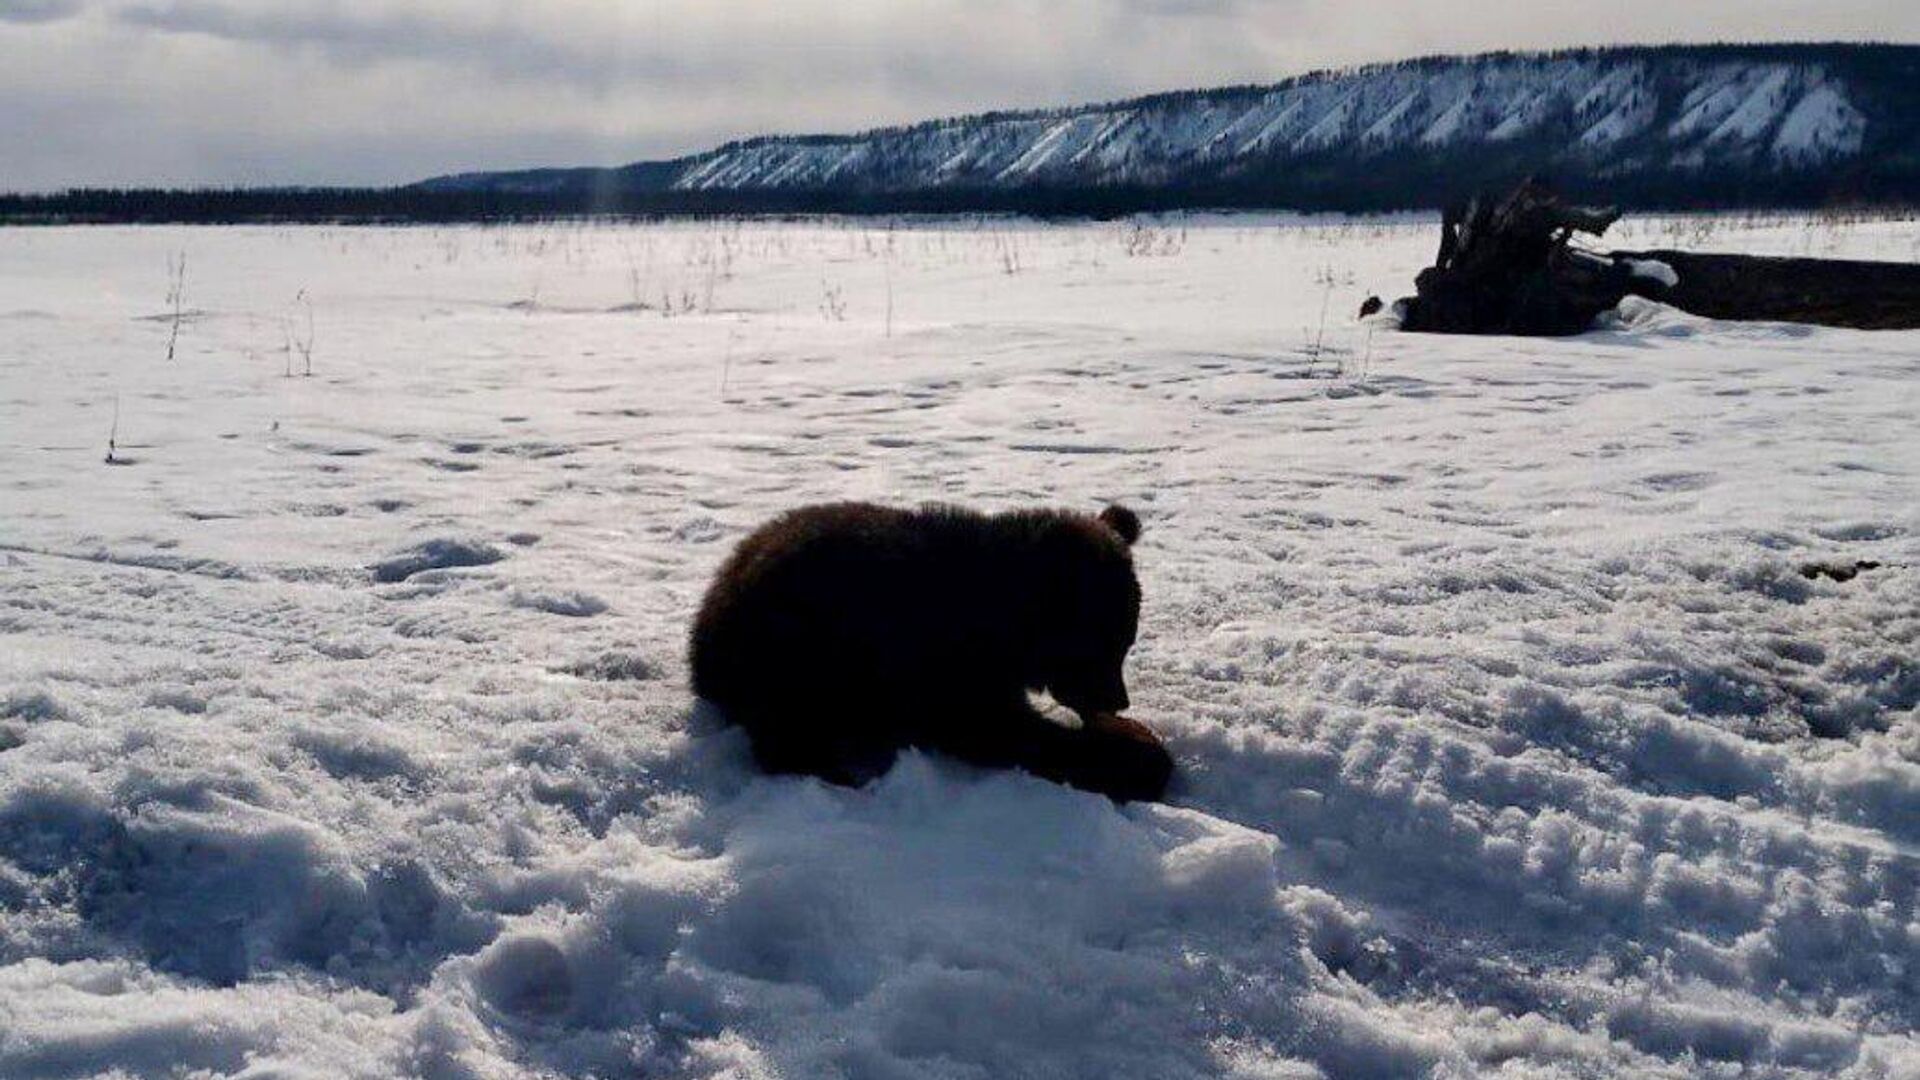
[{"x1": 690, "y1": 502, "x2": 1172, "y2": 802}]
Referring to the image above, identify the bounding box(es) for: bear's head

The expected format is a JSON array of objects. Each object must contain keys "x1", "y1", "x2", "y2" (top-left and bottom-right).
[{"x1": 1030, "y1": 504, "x2": 1142, "y2": 717}]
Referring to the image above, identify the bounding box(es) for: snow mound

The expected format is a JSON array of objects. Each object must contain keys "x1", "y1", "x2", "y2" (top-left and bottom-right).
[
  {"x1": 510, "y1": 589, "x2": 611, "y2": 618},
  {"x1": 370, "y1": 538, "x2": 506, "y2": 583},
  {"x1": 419, "y1": 757, "x2": 1451, "y2": 1079}
]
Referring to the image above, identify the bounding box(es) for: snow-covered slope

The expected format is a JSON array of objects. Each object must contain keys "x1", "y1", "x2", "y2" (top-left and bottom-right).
[
  {"x1": 422, "y1": 45, "x2": 1918, "y2": 208},
  {"x1": 675, "y1": 55, "x2": 1864, "y2": 192},
  {"x1": 1, "y1": 215, "x2": 1917, "y2": 1078}
]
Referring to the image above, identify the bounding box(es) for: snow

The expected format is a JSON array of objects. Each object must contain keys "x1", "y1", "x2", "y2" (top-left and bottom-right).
[
  {"x1": 1705, "y1": 67, "x2": 1793, "y2": 145},
  {"x1": 1773, "y1": 83, "x2": 1868, "y2": 163},
  {"x1": 2, "y1": 214, "x2": 1918, "y2": 1078},
  {"x1": 1579, "y1": 90, "x2": 1656, "y2": 150},
  {"x1": 1626, "y1": 258, "x2": 1679, "y2": 288}
]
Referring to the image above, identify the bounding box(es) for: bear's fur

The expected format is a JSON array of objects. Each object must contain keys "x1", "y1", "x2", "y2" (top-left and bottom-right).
[{"x1": 689, "y1": 502, "x2": 1171, "y2": 802}]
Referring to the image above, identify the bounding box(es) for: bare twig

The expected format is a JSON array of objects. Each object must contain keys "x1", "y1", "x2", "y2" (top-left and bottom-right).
[
  {"x1": 292, "y1": 289, "x2": 315, "y2": 376},
  {"x1": 164, "y1": 251, "x2": 187, "y2": 362},
  {"x1": 721, "y1": 327, "x2": 738, "y2": 399},
  {"x1": 105, "y1": 394, "x2": 121, "y2": 465}
]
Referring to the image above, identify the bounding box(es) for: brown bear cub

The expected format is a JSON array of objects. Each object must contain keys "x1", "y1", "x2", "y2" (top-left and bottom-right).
[{"x1": 690, "y1": 502, "x2": 1172, "y2": 802}]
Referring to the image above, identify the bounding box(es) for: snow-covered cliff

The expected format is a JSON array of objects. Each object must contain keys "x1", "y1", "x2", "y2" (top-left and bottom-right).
[
  {"x1": 419, "y1": 45, "x2": 1920, "y2": 208},
  {"x1": 675, "y1": 54, "x2": 1866, "y2": 192}
]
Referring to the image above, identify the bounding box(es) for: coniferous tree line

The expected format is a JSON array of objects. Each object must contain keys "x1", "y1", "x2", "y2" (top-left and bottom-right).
[{"x1": 4, "y1": 163, "x2": 1914, "y2": 225}]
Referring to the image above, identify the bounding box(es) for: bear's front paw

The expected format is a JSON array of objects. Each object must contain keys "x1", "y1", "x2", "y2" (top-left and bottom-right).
[{"x1": 1073, "y1": 713, "x2": 1173, "y2": 803}]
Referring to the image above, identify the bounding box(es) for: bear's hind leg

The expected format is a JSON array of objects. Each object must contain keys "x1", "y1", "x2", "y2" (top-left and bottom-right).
[{"x1": 740, "y1": 712, "x2": 900, "y2": 787}]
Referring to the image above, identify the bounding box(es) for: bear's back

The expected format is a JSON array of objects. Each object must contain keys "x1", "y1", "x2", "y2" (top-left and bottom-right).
[{"x1": 689, "y1": 503, "x2": 1006, "y2": 704}]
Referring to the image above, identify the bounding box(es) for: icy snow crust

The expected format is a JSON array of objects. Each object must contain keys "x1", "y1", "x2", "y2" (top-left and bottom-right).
[
  {"x1": 1, "y1": 216, "x2": 1917, "y2": 1078},
  {"x1": 673, "y1": 58, "x2": 1867, "y2": 192}
]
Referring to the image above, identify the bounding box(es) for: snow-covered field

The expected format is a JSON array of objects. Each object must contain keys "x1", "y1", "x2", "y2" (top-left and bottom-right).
[{"x1": 1, "y1": 213, "x2": 1915, "y2": 1079}]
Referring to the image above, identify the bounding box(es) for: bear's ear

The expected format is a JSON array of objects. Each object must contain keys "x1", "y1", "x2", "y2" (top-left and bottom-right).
[{"x1": 1098, "y1": 504, "x2": 1141, "y2": 547}]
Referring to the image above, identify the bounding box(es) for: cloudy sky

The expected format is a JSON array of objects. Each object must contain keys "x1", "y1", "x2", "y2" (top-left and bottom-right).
[{"x1": 4, "y1": 0, "x2": 1915, "y2": 190}]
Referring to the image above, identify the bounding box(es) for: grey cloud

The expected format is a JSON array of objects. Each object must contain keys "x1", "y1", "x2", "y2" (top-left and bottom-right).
[
  {"x1": 4, "y1": 1, "x2": 1918, "y2": 190},
  {"x1": 1119, "y1": 0, "x2": 1253, "y2": 16},
  {"x1": 0, "y1": 0, "x2": 83, "y2": 23},
  {"x1": 100, "y1": 1, "x2": 1251, "y2": 101},
  {"x1": 110, "y1": 1, "x2": 663, "y2": 87}
]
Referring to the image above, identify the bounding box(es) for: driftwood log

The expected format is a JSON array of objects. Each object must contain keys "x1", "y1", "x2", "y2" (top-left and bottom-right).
[
  {"x1": 1609, "y1": 249, "x2": 1920, "y2": 330},
  {"x1": 1390, "y1": 179, "x2": 1920, "y2": 335}
]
